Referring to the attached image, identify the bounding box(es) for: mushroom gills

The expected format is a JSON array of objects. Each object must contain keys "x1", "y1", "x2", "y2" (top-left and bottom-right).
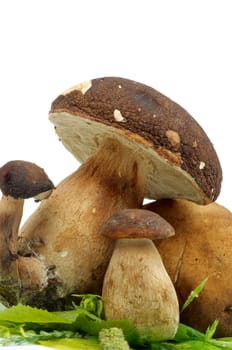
[{"x1": 51, "y1": 113, "x2": 209, "y2": 204}]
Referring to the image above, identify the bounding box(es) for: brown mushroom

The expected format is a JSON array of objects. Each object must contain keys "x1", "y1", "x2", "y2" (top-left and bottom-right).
[
  {"x1": 101, "y1": 209, "x2": 179, "y2": 341},
  {"x1": 144, "y1": 199, "x2": 232, "y2": 337},
  {"x1": 0, "y1": 160, "x2": 54, "y2": 306},
  {"x1": 18, "y1": 77, "x2": 222, "y2": 305}
]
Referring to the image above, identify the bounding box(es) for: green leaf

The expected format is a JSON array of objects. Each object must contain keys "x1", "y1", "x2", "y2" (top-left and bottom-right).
[
  {"x1": 174, "y1": 323, "x2": 205, "y2": 342},
  {"x1": 0, "y1": 303, "x2": 73, "y2": 324},
  {"x1": 0, "y1": 302, "x2": 141, "y2": 347},
  {"x1": 1, "y1": 291, "x2": 232, "y2": 350},
  {"x1": 72, "y1": 314, "x2": 141, "y2": 346},
  {"x1": 205, "y1": 320, "x2": 218, "y2": 341},
  {"x1": 0, "y1": 324, "x2": 10, "y2": 338},
  {"x1": 40, "y1": 337, "x2": 100, "y2": 350},
  {"x1": 181, "y1": 277, "x2": 208, "y2": 312},
  {"x1": 210, "y1": 340, "x2": 232, "y2": 349},
  {"x1": 72, "y1": 294, "x2": 104, "y2": 318},
  {"x1": 159, "y1": 340, "x2": 224, "y2": 349}
]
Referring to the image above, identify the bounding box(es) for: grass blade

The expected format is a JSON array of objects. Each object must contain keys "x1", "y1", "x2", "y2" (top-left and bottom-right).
[{"x1": 181, "y1": 278, "x2": 208, "y2": 312}]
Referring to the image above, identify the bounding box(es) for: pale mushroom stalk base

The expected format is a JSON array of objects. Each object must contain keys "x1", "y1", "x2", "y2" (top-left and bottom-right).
[
  {"x1": 18, "y1": 138, "x2": 151, "y2": 307},
  {"x1": 102, "y1": 238, "x2": 179, "y2": 341},
  {"x1": 0, "y1": 196, "x2": 23, "y2": 267},
  {"x1": 0, "y1": 196, "x2": 48, "y2": 306},
  {"x1": 0, "y1": 195, "x2": 23, "y2": 305}
]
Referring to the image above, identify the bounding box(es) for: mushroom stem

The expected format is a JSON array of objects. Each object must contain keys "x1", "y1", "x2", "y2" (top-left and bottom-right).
[
  {"x1": 19, "y1": 138, "x2": 151, "y2": 299},
  {"x1": 0, "y1": 195, "x2": 23, "y2": 306},
  {"x1": 103, "y1": 238, "x2": 179, "y2": 339},
  {"x1": 101, "y1": 209, "x2": 179, "y2": 341},
  {"x1": 81, "y1": 138, "x2": 148, "y2": 207},
  {"x1": 103, "y1": 238, "x2": 179, "y2": 341},
  {"x1": 0, "y1": 160, "x2": 54, "y2": 306},
  {"x1": 0, "y1": 196, "x2": 49, "y2": 307},
  {"x1": 0, "y1": 195, "x2": 23, "y2": 272}
]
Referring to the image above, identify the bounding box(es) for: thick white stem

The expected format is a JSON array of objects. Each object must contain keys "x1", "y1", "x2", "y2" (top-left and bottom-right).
[
  {"x1": 19, "y1": 139, "x2": 150, "y2": 300},
  {"x1": 0, "y1": 196, "x2": 23, "y2": 272},
  {"x1": 102, "y1": 238, "x2": 179, "y2": 341},
  {"x1": 0, "y1": 195, "x2": 22, "y2": 305},
  {"x1": 0, "y1": 196, "x2": 49, "y2": 307}
]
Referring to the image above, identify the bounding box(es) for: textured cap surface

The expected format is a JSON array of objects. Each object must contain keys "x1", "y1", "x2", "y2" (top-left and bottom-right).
[
  {"x1": 144, "y1": 198, "x2": 232, "y2": 337},
  {"x1": 101, "y1": 208, "x2": 175, "y2": 240},
  {"x1": 49, "y1": 77, "x2": 222, "y2": 204},
  {"x1": 0, "y1": 160, "x2": 54, "y2": 199}
]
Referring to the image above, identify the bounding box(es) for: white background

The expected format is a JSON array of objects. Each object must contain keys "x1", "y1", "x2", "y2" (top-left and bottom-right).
[
  {"x1": 0, "y1": 1, "x2": 231, "y2": 221},
  {"x1": 0, "y1": 2, "x2": 231, "y2": 348}
]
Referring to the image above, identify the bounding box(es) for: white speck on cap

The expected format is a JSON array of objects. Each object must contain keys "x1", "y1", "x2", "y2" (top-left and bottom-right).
[
  {"x1": 62, "y1": 80, "x2": 92, "y2": 95},
  {"x1": 199, "y1": 161, "x2": 206, "y2": 170},
  {"x1": 113, "y1": 109, "x2": 126, "y2": 122}
]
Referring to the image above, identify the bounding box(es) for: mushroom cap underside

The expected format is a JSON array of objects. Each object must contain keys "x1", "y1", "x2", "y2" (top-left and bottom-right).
[{"x1": 49, "y1": 77, "x2": 222, "y2": 204}]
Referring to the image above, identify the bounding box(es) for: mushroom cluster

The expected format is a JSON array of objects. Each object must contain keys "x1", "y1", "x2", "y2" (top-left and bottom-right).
[
  {"x1": 0, "y1": 77, "x2": 224, "y2": 338},
  {"x1": 0, "y1": 160, "x2": 54, "y2": 306},
  {"x1": 18, "y1": 77, "x2": 221, "y2": 301}
]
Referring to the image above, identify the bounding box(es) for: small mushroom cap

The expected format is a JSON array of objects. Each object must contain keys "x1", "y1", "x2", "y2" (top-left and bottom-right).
[
  {"x1": 101, "y1": 208, "x2": 175, "y2": 240},
  {"x1": 49, "y1": 77, "x2": 222, "y2": 204},
  {"x1": 0, "y1": 160, "x2": 55, "y2": 199}
]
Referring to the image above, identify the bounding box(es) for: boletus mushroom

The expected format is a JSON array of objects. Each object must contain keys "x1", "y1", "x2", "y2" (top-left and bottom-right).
[
  {"x1": 0, "y1": 160, "x2": 54, "y2": 306},
  {"x1": 101, "y1": 209, "x2": 179, "y2": 341},
  {"x1": 144, "y1": 199, "x2": 232, "y2": 337},
  {"x1": 17, "y1": 77, "x2": 222, "y2": 306}
]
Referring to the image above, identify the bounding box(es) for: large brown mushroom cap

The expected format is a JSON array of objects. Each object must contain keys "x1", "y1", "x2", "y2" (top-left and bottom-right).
[
  {"x1": 49, "y1": 77, "x2": 222, "y2": 204},
  {"x1": 145, "y1": 199, "x2": 232, "y2": 337}
]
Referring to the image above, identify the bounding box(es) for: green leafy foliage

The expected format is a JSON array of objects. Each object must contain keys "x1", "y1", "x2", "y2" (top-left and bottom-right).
[
  {"x1": 181, "y1": 277, "x2": 208, "y2": 312},
  {"x1": 40, "y1": 337, "x2": 100, "y2": 350},
  {"x1": 72, "y1": 294, "x2": 104, "y2": 318},
  {"x1": 98, "y1": 327, "x2": 130, "y2": 350},
  {"x1": 0, "y1": 303, "x2": 73, "y2": 324},
  {"x1": 0, "y1": 286, "x2": 231, "y2": 349}
]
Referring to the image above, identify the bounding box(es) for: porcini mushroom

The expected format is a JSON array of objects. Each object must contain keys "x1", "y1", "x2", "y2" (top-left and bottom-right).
[
  {"x1": 144, "y1": 199, "x2": 232, "y2": 337},
  {"x1": 0, "y1": 160, "x2": 54, "y2": 306},
  {"x1": 101, "y1": 208, "x2": 179, "y2": 341},
  {"x1": 18, "y1": 77, "x2": 222, "y2": 305}
]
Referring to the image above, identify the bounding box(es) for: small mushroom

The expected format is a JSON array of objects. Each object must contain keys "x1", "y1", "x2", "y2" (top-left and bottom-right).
[
  {"x1": 18, "y1": 77, "x2": 222, "y2": 304},
  {"x1": 0, "y1": 160, "x2": 54, "y2": 306},
  {"x1": 101, "y1": 209, "x2": 179, "y2": 341}
]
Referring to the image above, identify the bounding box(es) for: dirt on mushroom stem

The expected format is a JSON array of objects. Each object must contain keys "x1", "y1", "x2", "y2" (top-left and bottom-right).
[
  {"x1": 0, "y1": 161, "x2": 55, "y2": 307},
  {"x1": 18, "y1": 138, "x2": 152, "y2": 307},
  {"x1": 0, "y1": 196, "x2": 23, "y2": 306},
  {"x1": 0, "y1": 196, "x2": 24, "y2": 267}
]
